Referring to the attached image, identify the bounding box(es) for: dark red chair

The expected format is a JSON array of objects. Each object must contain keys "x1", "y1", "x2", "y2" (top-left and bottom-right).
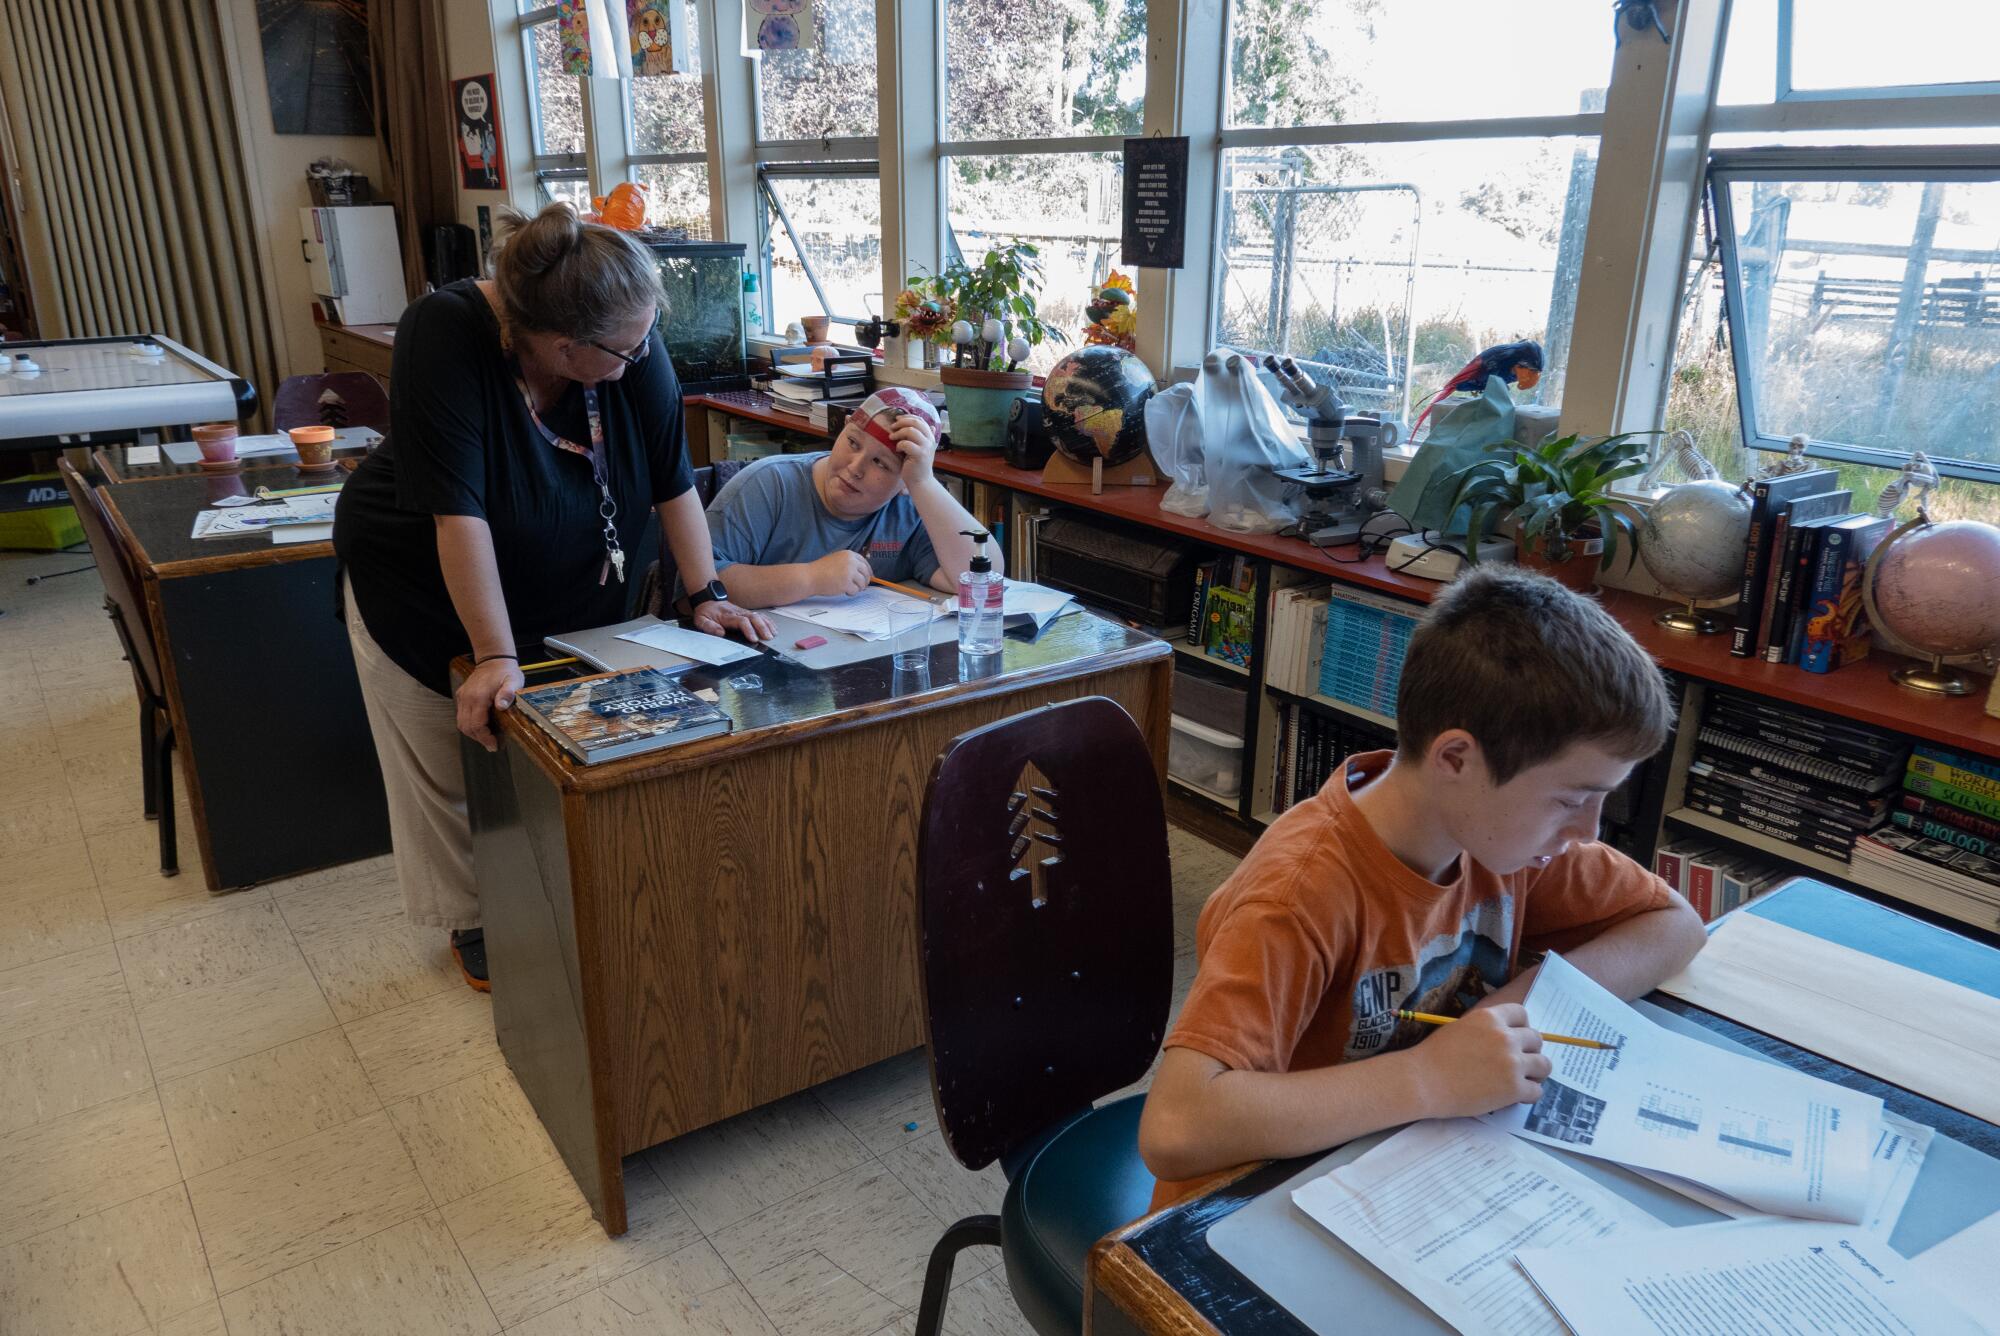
[
  {"x1": 272, "y1": 372, "x2": 389, "y2": 433},
  {"x1": 912, "y1": 696, "x2": 1175, "y2": 1336},
  {"x1": 57, "y1": 459, "x2": 179, "y2": 875}
]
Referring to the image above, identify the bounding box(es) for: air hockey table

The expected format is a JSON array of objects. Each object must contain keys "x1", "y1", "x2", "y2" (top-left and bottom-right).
[{"x1": 0, "y1": 334, "x2": 255, "y2": 512}]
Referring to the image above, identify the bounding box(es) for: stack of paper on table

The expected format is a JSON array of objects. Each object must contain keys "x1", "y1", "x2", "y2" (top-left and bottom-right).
[
  {"x1": 189, "y1": 492, "x2": 340, "y2": 539},
  {"x1": 769, "y1": 586, "x2": 947, "y2": 641},
  {"x1": 543, "y1": 616, "x2": 760, "y2": 673}
]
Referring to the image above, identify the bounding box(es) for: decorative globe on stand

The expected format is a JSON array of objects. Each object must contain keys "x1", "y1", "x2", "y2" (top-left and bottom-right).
[
  {"x1": 1636, "y1": 439, "x2": 1753, "y2": 634},
  {"x1": 1041, "y1": 346, "x2": 1157, "y2": 468},
  {"x1": 1864, "y1": 517, "x2": 2000, "y2": 695}
]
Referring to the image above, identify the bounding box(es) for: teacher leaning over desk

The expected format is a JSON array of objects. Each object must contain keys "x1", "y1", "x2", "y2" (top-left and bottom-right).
[{"x1": 333, "y1": 203, "x2": 772, "y2": 991}]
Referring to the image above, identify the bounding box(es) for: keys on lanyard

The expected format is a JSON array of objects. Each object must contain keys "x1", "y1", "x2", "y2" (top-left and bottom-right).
[{"x1": 516, "y1": 375, "x2": 626, "y2": 586}]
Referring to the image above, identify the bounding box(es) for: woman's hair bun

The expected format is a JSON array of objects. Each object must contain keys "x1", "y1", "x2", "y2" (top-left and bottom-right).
[
  {"x1": 496, "y1": 204, "x2": 582, "y2": 276},
  {"x1": 490, "y1": 202, "x2": 667, "y2": 343}
]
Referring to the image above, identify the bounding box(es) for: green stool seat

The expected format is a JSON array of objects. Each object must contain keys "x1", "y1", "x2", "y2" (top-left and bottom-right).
[{"x1": 1001, "y1": 1095, "x2": 1153, "y2": 1336}]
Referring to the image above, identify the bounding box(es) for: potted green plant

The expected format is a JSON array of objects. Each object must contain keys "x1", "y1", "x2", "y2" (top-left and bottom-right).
[
  {"x1": 1430, "y1": 432, "x2": 1652, "y2": 590},
  {"x1": 901, "y1": 243, "x2": 1066, "y2": 449}
]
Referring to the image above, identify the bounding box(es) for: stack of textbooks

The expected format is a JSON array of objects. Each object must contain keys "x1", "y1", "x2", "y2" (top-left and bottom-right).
[
  {"x1": 1316, "y1": 586, "x2": 1421, "y2": 720},
  {"x1": 1680, "y1": 689, "x2": 1906, "y2": 862},
  {"x1": 513, "y1": 667, "x2": 733, "y2": 765},
  {"x1": 1269, "y1": 702, "x2": 1395, "y2": 814},
  {"x1": 1650, "y1": 839, "x2": 1792, "y2": 921},
  {"x1": 766, "y1": 362, "x2": 869, "y2": 420},
  {"x1": 1853, "y1": 743, "x2": 2000, "y2": 923}
]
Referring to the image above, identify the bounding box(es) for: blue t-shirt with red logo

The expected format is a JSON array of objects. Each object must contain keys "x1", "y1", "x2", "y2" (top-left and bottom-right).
[{"x1": 704, "y1": 452, "x2": 941, "y2": 587}]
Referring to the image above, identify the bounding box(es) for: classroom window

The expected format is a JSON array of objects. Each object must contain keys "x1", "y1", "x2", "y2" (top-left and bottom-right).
[
  {"x1": 761, "y1": 172, "x2": 881, "y2": 333},
  {"x1": 1224, "y1": 0, "x2": 1608, "y2": 129},
  {"x1": 1708, "y1": 150, "x2": 2000, "y2": 487},
  {"x1": 524, "y1": 17, "x2": 586, "y2": 159},
  {"x1": 757, "y1": 2, "x2": 878, "y2": 141},
  {"x1": 624, "y1": 0, "x2": 710, "y2": 235},
  {"x1": 1215, "y1": 0, "x2": 1608, "y2": 423},
  {"x1": 945, "y1": 153, "x2": 1125, "y2": 375},
  {"x1": 943, "y1": 0, "x2": 1145, "y2": 140}
]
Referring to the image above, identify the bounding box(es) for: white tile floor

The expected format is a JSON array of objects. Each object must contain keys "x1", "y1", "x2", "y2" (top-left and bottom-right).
[{"x1": 0, "y1": 547, "x2": 1239, "y2": 1336}]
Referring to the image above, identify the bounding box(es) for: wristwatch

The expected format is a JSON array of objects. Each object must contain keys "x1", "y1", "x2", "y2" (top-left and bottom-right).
[{"x1": 687, "y1": 579, "x2": 729, "y2": 609}]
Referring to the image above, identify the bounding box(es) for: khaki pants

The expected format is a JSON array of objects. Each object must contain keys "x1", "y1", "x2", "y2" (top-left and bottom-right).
[{"x1": 342, "y1": 581, "x2": 480, "y2": 930}]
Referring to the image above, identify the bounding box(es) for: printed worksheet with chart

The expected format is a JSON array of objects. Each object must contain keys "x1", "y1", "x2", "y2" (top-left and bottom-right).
[
  {"x1": 1292, "y1": 1119, "x2": 1665, "y2": 1336},
  {"x1": 1482, "y1": 953, "x2": 1884, "y2": 1222}
]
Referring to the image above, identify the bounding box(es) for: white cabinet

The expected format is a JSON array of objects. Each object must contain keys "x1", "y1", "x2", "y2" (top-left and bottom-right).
[{"x1": 300, "y1": 206, "x2": 406, "y2": 326}]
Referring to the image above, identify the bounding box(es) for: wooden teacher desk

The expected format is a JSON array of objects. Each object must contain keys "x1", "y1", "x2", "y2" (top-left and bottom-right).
[
  {"x1": 99, "y1": 471, "x2": 392, "y2": 890},
  {"x1": 461, "y1": 614, "x2": 1173, "y2": 1234}
]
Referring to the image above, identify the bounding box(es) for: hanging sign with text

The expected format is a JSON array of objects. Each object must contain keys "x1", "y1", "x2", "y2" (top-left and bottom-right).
[{"x1": 1121, "y1": 136, "x2": 1189, "y2": 270}]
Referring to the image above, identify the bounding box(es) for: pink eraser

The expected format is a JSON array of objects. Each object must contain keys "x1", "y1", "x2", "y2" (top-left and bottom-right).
[{"x1": 794, "y1": 635, "x2": 828, "y2": 650}]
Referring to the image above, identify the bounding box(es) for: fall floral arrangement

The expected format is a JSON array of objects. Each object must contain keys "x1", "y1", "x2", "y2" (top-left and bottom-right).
[{"x1": 1081, "y1": 272, "x2": 1137, "y2": 351}]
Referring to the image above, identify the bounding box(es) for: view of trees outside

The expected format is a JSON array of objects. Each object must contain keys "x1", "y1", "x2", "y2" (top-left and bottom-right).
[
  {"x1": 1665, "y1": 180, "x2": 2000, "y2": 525},
  {"x1": 627, "y1": 1, "x2": 704, "y2": 155},
  {"x1": 758, "y1": 2, "x2": 878, "y2": 139}
]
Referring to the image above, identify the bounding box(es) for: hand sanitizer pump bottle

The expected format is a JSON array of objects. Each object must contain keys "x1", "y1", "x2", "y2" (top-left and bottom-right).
[{"x1": 956, "y1": 530, "x2": 1004, "y2": 656}]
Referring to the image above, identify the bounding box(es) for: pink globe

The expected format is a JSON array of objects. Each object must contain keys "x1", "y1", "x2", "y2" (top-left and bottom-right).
[{"x1": 1872, "y1": 520, "x2": 2000, "y2": 658}]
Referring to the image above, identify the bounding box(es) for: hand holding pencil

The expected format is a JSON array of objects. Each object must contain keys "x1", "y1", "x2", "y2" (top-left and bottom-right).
[{"x1": 1398, "y1": 1009, "x2": 1619, "y2": 1051}]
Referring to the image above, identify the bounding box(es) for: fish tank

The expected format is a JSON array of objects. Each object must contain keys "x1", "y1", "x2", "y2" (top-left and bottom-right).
[{"x1": 644, "y1": 240, "x2": 749, "y2": 393}]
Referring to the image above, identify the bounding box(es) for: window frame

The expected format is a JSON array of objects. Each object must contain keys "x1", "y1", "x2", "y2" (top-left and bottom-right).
[
  {"x1": 1708, "y1": 144, "x2": 2000, "y2": 486},
  {"x1": 755, "y1": 159, "x2": 883, "y2": 330},
  {"x1": 519, "y1": 6, "x2": 588, "y2": 194},
  {"x1": 1773, "y1": 0, "x2": 2000, "y2": 105}
]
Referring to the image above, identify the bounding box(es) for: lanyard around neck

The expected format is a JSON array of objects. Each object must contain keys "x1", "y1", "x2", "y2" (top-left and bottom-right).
[{"x1": 512, "y1": 367, "x2": 626, "y2": 585}]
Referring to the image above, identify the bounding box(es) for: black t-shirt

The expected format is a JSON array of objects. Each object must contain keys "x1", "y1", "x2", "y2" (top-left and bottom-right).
[{"x1": 333, "y1": 280, "x2": 693, "y2": 695}]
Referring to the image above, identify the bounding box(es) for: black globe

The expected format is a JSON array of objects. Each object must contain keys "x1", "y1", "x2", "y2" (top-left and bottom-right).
[{"x1": 1042, "y1": 346, "x2": 1158, "y2": 467}]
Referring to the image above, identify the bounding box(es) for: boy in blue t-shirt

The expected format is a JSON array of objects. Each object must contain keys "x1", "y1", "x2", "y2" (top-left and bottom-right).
[{"x1": 703, "y1": 388, "x2": 1000, "y2": 608}]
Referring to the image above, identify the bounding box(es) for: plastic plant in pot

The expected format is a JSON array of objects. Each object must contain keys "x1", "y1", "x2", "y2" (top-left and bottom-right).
[
  {"x1": 1432, "y1": 431, "x2": 1651, "y2": 591},
  {"x1": 912, "y1": 243, "x2": 1065, "y2": 450}
]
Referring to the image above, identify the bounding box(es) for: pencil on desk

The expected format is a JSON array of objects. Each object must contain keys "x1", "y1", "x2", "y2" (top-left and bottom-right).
[
  {"x1": 518, "y1": 656, "x2": 579, "y2": 673},
  {"x1": 1395, "y1": 1009, "x2": 1619, "y2": 1051},
  {"x1": 869, "y1": 576, "x2": 942, "y2": 602}
]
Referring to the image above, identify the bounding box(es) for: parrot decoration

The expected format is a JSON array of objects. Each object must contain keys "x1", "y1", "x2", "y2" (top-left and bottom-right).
[{"x1": 1409, "y1": 339, "x2": 1544, "y2": 438}]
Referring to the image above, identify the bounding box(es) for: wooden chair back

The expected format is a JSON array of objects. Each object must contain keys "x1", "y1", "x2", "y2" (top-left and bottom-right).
[
  {"x1": 272, "y1": 372, "x2": 389, "y2": 433},
  {"x1": 57, "y1": 458, "x2": 164, "y2": 696},
  {"x1": 916, "y1": 696, "x2": 1175, "y2": 1171}
]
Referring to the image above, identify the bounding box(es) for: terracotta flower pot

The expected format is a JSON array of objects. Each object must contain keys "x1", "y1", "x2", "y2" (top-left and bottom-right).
[
  {"x1": 191, "y1": 423, "x2": 237, "y2": 464},
  {"x1": 1514, "y1": 528, "x2": 1605, "y2": 592},
  {"x1": 801, "y1": 315, "x2": 831, "y2": 342},
  {"x1": 288, "y1": 425, "x2": 337, "y2": 471}
]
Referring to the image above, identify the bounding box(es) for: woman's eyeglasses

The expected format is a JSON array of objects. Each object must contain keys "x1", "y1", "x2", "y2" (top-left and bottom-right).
[{"x1": 588, "y1": 317, "x2": 658, "y2": 368}]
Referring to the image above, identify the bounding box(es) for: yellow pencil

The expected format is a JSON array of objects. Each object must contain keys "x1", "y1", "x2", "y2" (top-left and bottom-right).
[
  {"x1": 518, "y1": 656, "x2": 579, "y2": 673},
  {"x1": 1395, "y1": 1009, "x2": 1619, "y2": 1051},
  {"x1": 869, "y1": 576, "x2": 939, "y2": 602}
]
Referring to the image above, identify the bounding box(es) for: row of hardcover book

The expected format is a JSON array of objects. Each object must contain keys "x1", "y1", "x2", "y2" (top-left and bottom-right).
[
  {"x1": 1651, "y1": 840, "x2": 1796, "y2": 922},
  {"x1": 1727, "y1": 466, "x2": 1891, "y2": 672},
  {"x1": 1269, "y1": 701, "x2": 1396, "y2": 814},
  {"x1": 1852, "y1": 744, "x2": 2000, "y2": 923}
]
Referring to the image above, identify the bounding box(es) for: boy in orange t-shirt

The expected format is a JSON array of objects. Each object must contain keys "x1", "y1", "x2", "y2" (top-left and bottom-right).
[{"x1": 1139, "y1": 567, "x2": 1707, "y2": 1203}]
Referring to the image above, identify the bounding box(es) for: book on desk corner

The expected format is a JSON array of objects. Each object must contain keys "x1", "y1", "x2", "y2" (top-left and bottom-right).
[{"x1": 513, "y1": 667, "x2": 732, "y2": 765}]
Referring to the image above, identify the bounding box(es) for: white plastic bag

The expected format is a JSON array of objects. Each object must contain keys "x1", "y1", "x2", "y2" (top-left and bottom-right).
[
  {"x1": 1202, "y1": 350, "x2": 1312, "y2": 533},
  {"x1": 1145, "y1": 381, "x2": 1208, "y2": 516}
]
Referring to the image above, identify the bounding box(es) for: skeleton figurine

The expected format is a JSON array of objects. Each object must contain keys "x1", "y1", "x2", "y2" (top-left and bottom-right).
[
  {"x1": 1755, "y1": 433, "x2": 1816, "y2": 479},
  {"x1": 1872, "y1": 450, "x2": 1940, "y2": 520},
  {"x1": 1639, "y1": 428, "x2": 1722, "y2": 489}
]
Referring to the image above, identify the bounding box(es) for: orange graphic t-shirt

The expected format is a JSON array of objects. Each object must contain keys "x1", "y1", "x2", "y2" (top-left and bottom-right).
[{"x1": 1150, "y1": 750, "x2": 1673, "y2": 1206}]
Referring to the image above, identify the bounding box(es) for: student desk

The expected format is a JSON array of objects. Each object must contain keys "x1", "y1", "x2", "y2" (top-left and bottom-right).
[
  {"x1": 460, "y1": 614, "x2": 1173, "y2": 1234},
  {"x1": 98, "y1": 473, "x2": 391, "y2": 890},
  {"x1": 1085, "y1": 880, "x2": 2000, "y2": 1336}
]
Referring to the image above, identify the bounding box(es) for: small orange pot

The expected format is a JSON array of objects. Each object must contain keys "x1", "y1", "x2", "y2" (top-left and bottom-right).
[{"x1": 288, "y1": 425, "x2": 337, "y2": 470}]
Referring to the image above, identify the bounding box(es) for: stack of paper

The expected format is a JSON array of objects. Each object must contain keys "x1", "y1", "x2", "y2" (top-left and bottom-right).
[
  {"x1": 1484, "y1": 952, "x2": 1884, "y2": 1222},
  {"x1": 768, "y1": 586, "x2": 947, "y2": 641},
  {"x1": 189, "y1": 492, "x2": 339, "y2": 540}
]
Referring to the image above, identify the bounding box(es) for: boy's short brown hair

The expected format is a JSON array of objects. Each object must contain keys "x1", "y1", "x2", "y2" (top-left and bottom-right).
[{"x1": 1395, "y1": 567, "x2": 1675, "y2": 784}]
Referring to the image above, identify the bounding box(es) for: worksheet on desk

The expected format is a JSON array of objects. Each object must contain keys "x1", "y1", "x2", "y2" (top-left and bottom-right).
[
  {"x1": 1292, "y1": 1120, "x2": 1664, "y2": 1336},
  {"x1": 1516, "y1": 1219, "x2": 1984, "y2": 1335},
  {"x1": 768, "y1": 586, "x2": 948, "y2": 641},
  {"x1": 1481, "y1": 953, "x2": 1884, "y2": 1223}
]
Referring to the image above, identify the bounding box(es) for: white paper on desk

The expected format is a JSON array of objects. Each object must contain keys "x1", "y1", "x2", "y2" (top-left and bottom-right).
[
  {"x1": 941, "y1": 580, "x2": 1077, "y2": 631},
  {"x1": 1482, "y1": 953, "x2": 1883, "y2": 1222},
  {"x1": 1911, "y1": 1209, "x2": 2000, "y2": 1331},
  {"x1": 162, "y1": 441, "x2": 202, "y2": 465},
  {"x1": 272, "y1": 523, "x2": 333, "y2": 545},
  {"x1": 1633, "y1": 1111, "x2": 1931, "y2": 1237},
  {"x1": 1292, "y1": 1119, "x2": 1664, "y2": 1336},
  {"x1": 231, "y1": 432, "x2": 295, "y2": 458},
  {"x1": 125, "y1": 445, "x2": 160, "y2": 465},
  {"x1": 1516, "y1": 1219, "x2": 1984, "y2": 1335},
  {"x1": 191, "y1": 493, "x2": 340, "y2": 538},
  {"x1": 615, "y1": 622, "x2": 762, "y2": 666},
  {"x1": 769, "y1": 586, "x2": 947, "y2": 641}
]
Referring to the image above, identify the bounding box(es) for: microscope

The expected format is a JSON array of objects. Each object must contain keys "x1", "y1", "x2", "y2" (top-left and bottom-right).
[{"x1": 1264, "y1": 356, "x2": 1391, "y2": 546}]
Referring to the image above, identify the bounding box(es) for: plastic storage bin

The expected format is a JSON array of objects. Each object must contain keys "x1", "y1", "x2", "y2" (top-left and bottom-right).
[{"x1": 1169, "y1": 669, "x2": 1247, "y2": 800}]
